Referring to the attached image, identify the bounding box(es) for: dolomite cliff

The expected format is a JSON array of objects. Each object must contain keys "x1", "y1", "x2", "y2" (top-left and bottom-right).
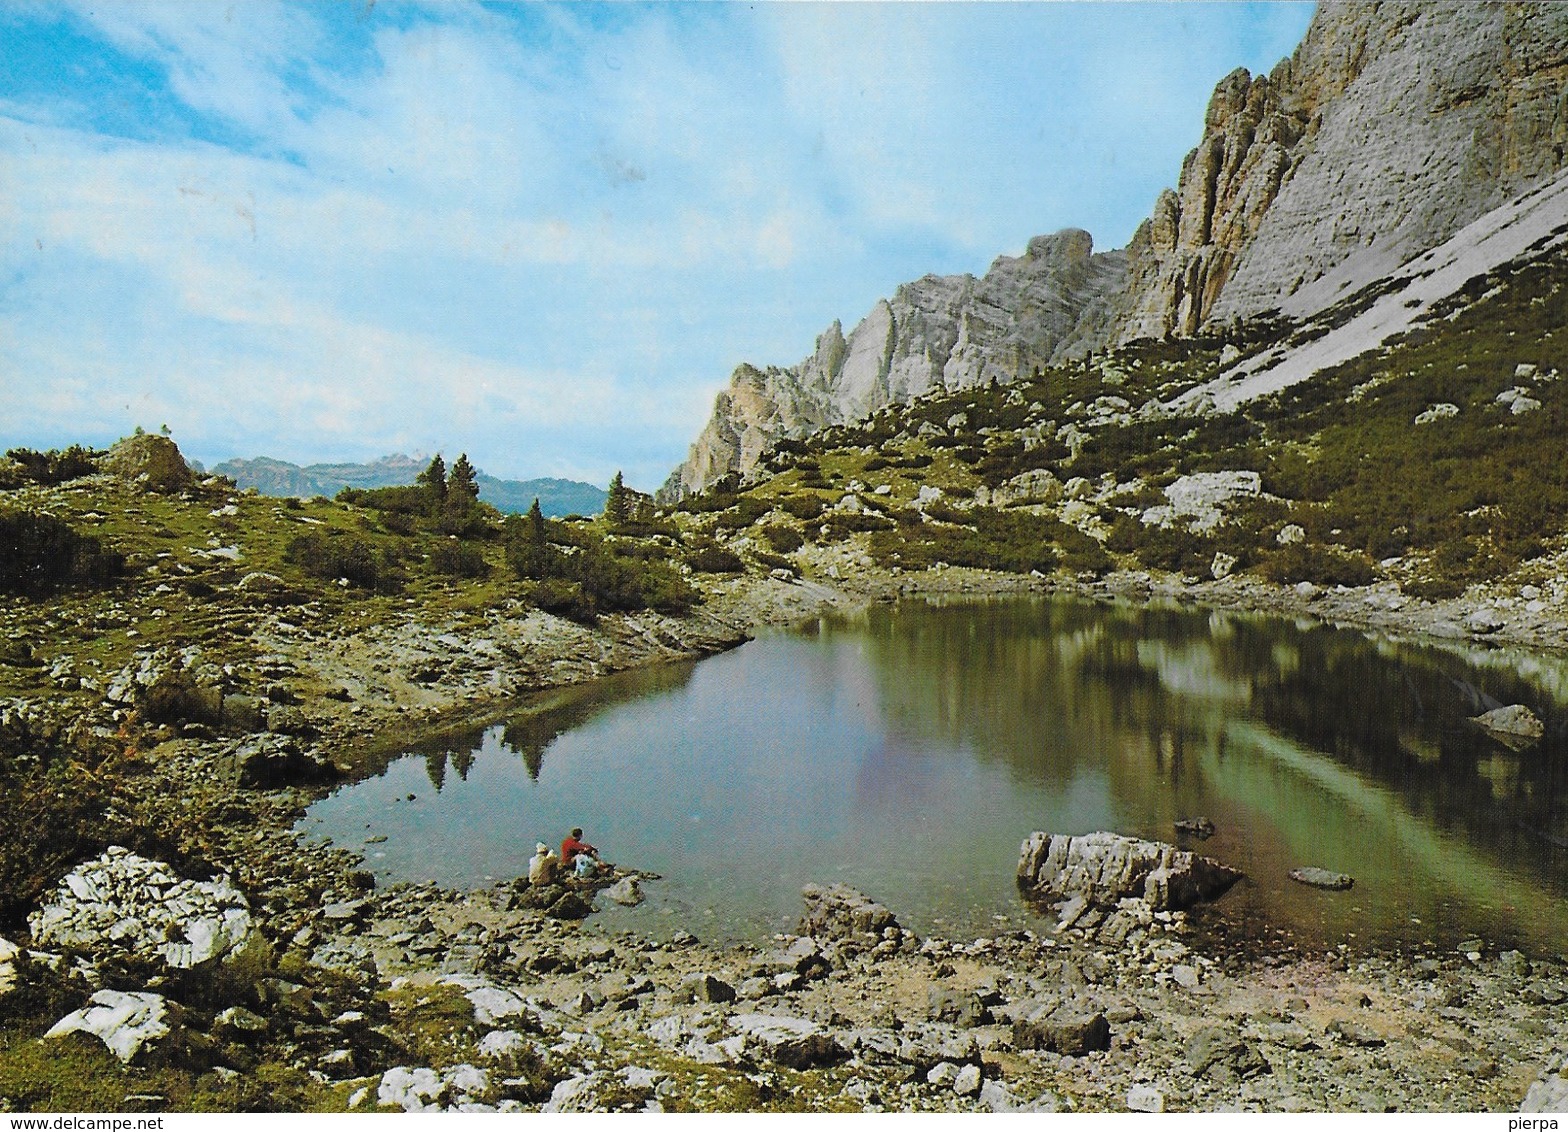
[
  {"x1": 668, "y1": 1, "x2": 1568, "y2": 497},
  {"x1": 662, "y1": 230, "x2": 1126, "y2": 500},
  {"x1": 1118, "y1": 1, "x2": 1568, "y2": 339}
]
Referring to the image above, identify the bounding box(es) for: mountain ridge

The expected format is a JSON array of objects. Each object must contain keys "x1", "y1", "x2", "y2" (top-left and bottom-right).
[{"x1": 212, "y1": 454, "x2": 608, "y2": 518}]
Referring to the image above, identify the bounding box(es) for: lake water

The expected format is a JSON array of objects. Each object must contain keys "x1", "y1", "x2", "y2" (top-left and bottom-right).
[{"x1": 300, "y1": 596, "x2": 1568, "y2": 953}]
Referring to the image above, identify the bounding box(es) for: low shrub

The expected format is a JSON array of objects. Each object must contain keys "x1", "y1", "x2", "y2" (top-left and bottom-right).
[
  {"x1": 0, "y1": 510, "x2": 125, "y2": 595},
  {"x1": 687, "y1": 543, "x2": 745, "y2": 574},
  {"x1": 779, "y1": 495, "x2": 826, "y2": 521},
  {"x1": 760, "y1": 524, "x2": 805, "y2": 553},
  {"x1": 816, "y1": 512, "x2": 896, "y2": 542},
  {"x1": 430, "y1": 541, "x2": 490, "y2": 579},
  {"x1": 527, "y1": 578, "x2": 597, "y2": 623},
  {"x1": 1257, "y1": 543, "x2": 1378, "y2": 587},
  {"x1": 283, "y1": 531, "x2": 402, "y2": 592}
]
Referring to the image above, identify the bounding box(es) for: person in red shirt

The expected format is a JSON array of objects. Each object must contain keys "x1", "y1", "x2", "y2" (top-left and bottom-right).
[{"x1": 561, "y1": 828, "x2": 601, "y2": 877}]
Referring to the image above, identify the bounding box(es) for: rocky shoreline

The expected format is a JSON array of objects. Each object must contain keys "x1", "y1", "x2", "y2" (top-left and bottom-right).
[{"x1": 5, "y1": 551, "x2": 1568, "y2": 1111}]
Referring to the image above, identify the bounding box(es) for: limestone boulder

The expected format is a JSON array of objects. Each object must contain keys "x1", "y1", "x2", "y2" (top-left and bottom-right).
[
  {"x1": 727, "y1": 1013, "x2": 846, "y2": 1070},
  {"x1": 46, "y1": 990, "x2": 183, "y2": 1064},
  {"x1": 1016, "y1": 830, "x2": 1242, "y2": 911},
  {"x1": 213, "y1": 733, "x2": 341, "y2": 788},
  {"x1": 1012, "y1": 1000, "x2": 1112, "y2": 1056},
  {"x1": 28, "y1": 847, "x2": 255, "y2": 971},
  {"x1": 799, "y1": 883, "x2": 902, "y2": 942}
]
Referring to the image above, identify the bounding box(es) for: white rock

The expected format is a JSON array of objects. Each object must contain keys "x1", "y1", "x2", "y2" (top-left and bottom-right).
[
  {"x1": 1128, "y1": 1084, "x2": 1166, "y2": 1112},
  {"x1": 46, "y1": 990, "x2": 177, "y2": 1063},
  {"x1": 606, "y1": 877, "x2": 644, "y2": 906},
  {"x1": 979, "y1": 1079, "x2": 1024, "y2": 1112},
  {"x1": 29, "y1": 848, "x2": 253, "y2": 971},
  {"x1": 927, "y1": 1061, "x2": 960, "y2": 1087},
  {"x1": 647, "y1": 1015, "x2": 684, "y2": 1047},
  {"x1": 465, "y1": 985, "x2": 531, "y2": 1027},
  {"x1": 1277, "y1": 524, "x2": 1306, "y2": 546},
  {"x1": 477, "y1": 1030, "x2": 530, "y2": 1060},
  {"x1": 378, "y1": 1067, "x2": 447, "y2": 1113},
  {"x1": 0, "y1": 937, "x2": 19, "y2": 999},
  {"x1": 1415, "y1": 403, "x2": 1460, "y2": 425}
]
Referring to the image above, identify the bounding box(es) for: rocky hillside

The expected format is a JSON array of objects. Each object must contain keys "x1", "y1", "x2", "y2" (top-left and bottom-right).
[
  {"x1": 214, "y1": 454, "x2": 607, "y2": 518},
  {"x1": 662, "y1": 230, "x2": 1126, "y2": 500},
  {"x1": 667, "y1": 1, "x2": 1568, "y2": 497},
  {"x1": 662, "y1": 227, "x2": 1568, "y2": 646}
]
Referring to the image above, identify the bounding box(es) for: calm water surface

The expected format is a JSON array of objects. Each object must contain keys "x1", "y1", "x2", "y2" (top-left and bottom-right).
[{"x1": 301, "y1": 597, "x2": 1568, "y2": 952}]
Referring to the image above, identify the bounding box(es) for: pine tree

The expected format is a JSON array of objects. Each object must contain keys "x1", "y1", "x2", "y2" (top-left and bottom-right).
[
  {"x1": 509, "y1": 498, "x2": 551, "y2": 579},
  {"x1": 449, "y1": 454, "x2": 480, "y2": 504},
  {"x1": 605, "y1": 470, "x2": 628, "y2": 526},
  {"x1": 417, "y1": 454, "x2": 447, "y2": 509}
]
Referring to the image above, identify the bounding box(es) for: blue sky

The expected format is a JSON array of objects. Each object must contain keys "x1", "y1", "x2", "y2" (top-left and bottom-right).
[{"x1": 0, "y1": 2, "x2": 1315, "y2": 490}]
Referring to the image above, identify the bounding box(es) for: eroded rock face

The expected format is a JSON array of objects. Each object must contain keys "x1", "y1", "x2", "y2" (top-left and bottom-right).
[
  {"x1": 28, "y1": 847, "x2": 255, "y2": 970},
  {"x1": 1016, "y1": 831, "x2": 1242, "y2": 911},
  {"x1": 664, "y1": 230, "x2": 1127, "y2": 498},
  {"x1": 1120, "y1": 2, "x2": 1568, "y2": 340}
]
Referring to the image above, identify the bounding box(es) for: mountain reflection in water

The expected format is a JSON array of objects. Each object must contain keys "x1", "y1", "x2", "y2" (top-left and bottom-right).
[{"x1": 301, "y1": 596, "x2": 1568, "y2": 951}]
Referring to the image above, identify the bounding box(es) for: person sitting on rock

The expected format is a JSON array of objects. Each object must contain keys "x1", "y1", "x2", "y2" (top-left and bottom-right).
[
  {"x1": 561, "y1": 827, "x2": 601, "y2": 878},
  {"x1": 527, "y1": 841, "x2": 557, "y2": 886}
]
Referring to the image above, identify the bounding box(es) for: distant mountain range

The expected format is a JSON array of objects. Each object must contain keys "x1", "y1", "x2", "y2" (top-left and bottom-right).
[{"x1": 211, "y1": 454, "x2": 607, "y2": 518}]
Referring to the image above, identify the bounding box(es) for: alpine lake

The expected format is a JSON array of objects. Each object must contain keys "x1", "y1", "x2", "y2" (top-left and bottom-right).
[{"x1": 300, "y1": 595, "x2": 1568, "y2": 956}]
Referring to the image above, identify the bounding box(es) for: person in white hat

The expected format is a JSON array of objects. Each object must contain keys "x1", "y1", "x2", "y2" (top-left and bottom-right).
[{"x1": 528, "y1": 841, "x2": 558, "y2": 886}]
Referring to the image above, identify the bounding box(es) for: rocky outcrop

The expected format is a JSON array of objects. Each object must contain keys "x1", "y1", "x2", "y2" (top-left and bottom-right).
[
  {"x1": 1016, "y1": 831, "x2": 1242, "y2": 912},
  {"x1": 101, "y1": 433, "x2": 195, "y2": 492},
  {"x1": 666, "y1": 4, "x2": 1568, "y2": 497},
  {"x1": 664, "y1": 230, "x2": 1126, "y2": 498},
  {"x1": 28, "y1": 847, "x2": 255, "y2": 970},
  {"x1": 1120, "y1": 2, "x2": 1568, "y2": 340}
]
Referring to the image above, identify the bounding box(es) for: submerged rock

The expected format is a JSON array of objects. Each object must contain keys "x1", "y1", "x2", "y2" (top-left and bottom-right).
[
  {"x1": 1174, "y1": 816, "x2": 1216, "y2": 840},
  {"x1": 1016, "y1": 831, "x2": 1242, "y2": 911},
  {"x1": 605, "y1": 877, "x2": 643, "y2": 907},
  {"x1": 1472, "y1": 704, "x2": 1544, "y2": 741},
  {"x1": 1288, "y1": 867, "x2": 1354, "y2": 891}
]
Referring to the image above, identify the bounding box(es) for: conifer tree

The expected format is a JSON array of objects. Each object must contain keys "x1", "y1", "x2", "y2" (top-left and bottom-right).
[
  {"x1": 449, "y1": 454, "x2": 480, "y2": 504},
  {"x1": 605, "y1": 470, "x2": 628, "y2": 526},
  {"x1": 418, "y1": 454, "x2": 447, "y2": 509},
  {"x1": 527, "y1": 498, "x2": 546, "y2": 547}
]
